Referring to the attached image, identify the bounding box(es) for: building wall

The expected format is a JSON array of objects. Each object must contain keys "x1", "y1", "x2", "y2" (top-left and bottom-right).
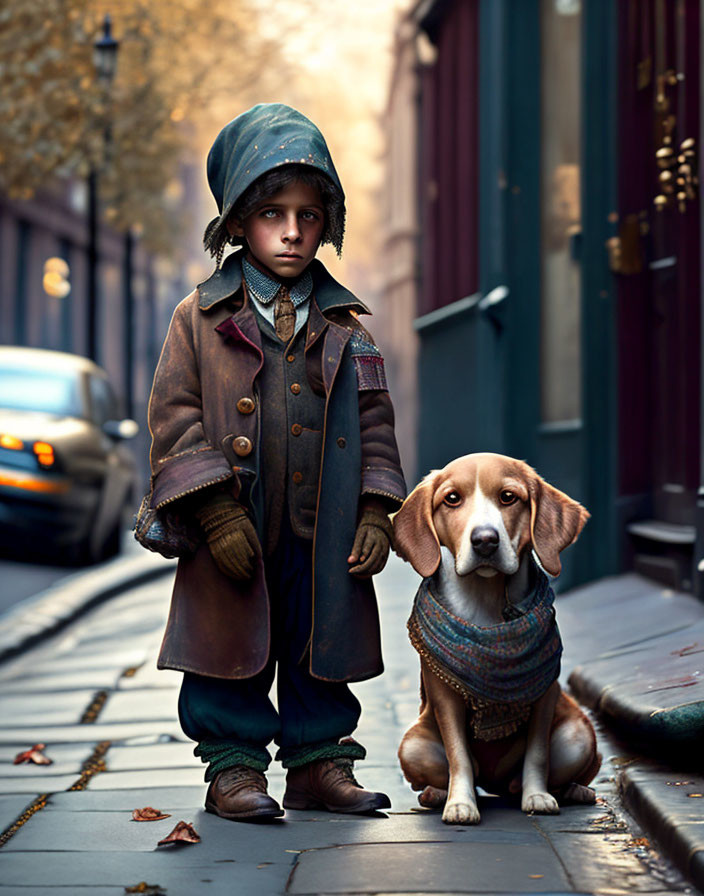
[{"x1": 380, "y1": 16, "x2": 421, "y2": 485}]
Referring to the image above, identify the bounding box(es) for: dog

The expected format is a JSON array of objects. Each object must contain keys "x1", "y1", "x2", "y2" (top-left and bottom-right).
[{"x1": 393, "y1": 452, "x2": 601, "y2": 825}]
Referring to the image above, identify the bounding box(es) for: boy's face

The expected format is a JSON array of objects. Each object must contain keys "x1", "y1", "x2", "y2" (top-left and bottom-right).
[{"x1": 228, "y1": 180, "x2": 325, "y2": 280}]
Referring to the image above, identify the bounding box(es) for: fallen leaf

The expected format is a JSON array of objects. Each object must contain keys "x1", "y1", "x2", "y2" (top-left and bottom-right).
[
  {"x1": 688, "y1": 793, "x2": 703, "y2": 798},
  {"x1": 666, "y1": 780, "x2": 694, "y2": 786},
  {"x1": 157, "y1": 820, "x2": 200, "y2": 846},
  {"x1": 629, "y1": 837, "x2": 650, "y2": 848},
  {"x1": 528, "y1": 874, "x2": 544, "y2": 879},
  {"x1": 13, "y1": 744, "x2": 52, "y2": 765},
  {"x1": 132, "y1": 807, "x2": 171, "y2": 822}
]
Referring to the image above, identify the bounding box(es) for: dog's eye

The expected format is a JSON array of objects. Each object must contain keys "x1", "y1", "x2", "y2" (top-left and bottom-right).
[
  {"x1": 443, "y1": 491, "x2": 461, "y2": 506},
  {"x1": 500, "y1": 490, "x2": 517, "y2": 505}
]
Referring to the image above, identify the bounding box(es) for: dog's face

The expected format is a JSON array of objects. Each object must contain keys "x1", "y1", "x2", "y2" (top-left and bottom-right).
[{"x1": 394, "y1": 453, "x2": 589, "y2": 578}]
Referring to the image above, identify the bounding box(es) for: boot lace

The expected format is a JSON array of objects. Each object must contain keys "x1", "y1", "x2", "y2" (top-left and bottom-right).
[
  {"x1": 327, "y1": 757, "x2": 362, "y2": 788},
  {"x1": 222, "y1": 765, "x2": 267, "y2": 792}
]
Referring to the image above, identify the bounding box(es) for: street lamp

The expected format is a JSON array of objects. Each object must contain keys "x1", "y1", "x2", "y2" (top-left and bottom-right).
[
  {"x1": 86, "y1": 14, "x2": 119, "y2": 363},
  {"x1": 93, "y1": 15, "x2": 119, "y2": 84}
]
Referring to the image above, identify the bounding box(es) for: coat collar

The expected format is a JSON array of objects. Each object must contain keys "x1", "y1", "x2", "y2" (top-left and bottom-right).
[{"x1": 197, "y1": 251, "x2": 370, "y2": 316}]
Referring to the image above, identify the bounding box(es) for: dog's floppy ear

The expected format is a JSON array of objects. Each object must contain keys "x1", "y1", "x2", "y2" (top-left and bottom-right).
[
  {"x1": 393, "y1": 476, "x2": 441, "y2": 577},
  {"x1": 528, "y1": 476, "x2": 590, "y2": 577}
]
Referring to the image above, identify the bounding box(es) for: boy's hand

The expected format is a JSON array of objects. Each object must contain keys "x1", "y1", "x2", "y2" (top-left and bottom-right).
[
  {"x1": 348, "y1": 500, "x2": 394, "y2": 578},
  {"x1": 196, "y1": 493, "x2": 261, "y2": 581}
]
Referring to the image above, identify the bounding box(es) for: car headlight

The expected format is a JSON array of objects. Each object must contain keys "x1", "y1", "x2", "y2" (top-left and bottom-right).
[
  {"x1": 0, "y1": 434, "x2": 24, "y2": 450},
  {"x1": 33, "y1": 442, "x2": 55, "y2": 468}
]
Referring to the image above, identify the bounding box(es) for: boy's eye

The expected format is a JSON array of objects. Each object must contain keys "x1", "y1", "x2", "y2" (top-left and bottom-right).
[
  {"x1": 261, "y1": 209, "x2": 279, "y2": 218},
  {"x1": 301, "y1": 210, "x2": 320, "y2": 221}
]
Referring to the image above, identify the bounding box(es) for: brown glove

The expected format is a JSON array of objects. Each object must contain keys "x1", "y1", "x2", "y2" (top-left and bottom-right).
[
  {"x1": 348, "y1": 500, "x2": 394, "y2": 578},
  {"x1": 196, "y1": 493, "x2": 261, "y2": 581}
]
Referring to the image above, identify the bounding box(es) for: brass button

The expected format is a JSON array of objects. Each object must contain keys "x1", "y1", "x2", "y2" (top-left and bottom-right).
[
  {"x1": 287, "y1": 354, "x2": 295, "y2": 363},
  {"x1": 337, "y1": 437, "x2": 346, "y2": 449},
  {"x1": 290, "y1": 383, "x2": 301, "y2": 395},
  {"x1": 236, "y1": 397, "x2": 255, "y2": 415},
  {"x1": 232, "y1": 436, "x2": 253, "y2": 457},
  {"x1": 292, "y1": 471, "x2": 303, "y2": 484},
  {"x1": 291, "y1": 423, "x2": 303, "y2": 436}
]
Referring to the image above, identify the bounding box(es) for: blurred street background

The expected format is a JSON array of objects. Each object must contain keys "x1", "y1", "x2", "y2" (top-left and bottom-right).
[{"x1": 2, "y1": 1, "x2": 704, "y2": 894}]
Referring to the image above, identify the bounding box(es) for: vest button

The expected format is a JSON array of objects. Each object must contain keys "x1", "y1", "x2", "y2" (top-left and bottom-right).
[
  {"x1": 236, "y1": 397, "x2": 255, "y2": 414},
  {"x1": 232, "y1": 436, "x2": 253, "y2": 457},
  {"x1": 287, "y1": 354, "x2": 295, "y2": 363},
  {"x1": 291, "y1": 423, "x2": 303, "y2": 436},
  {"x1": 292, "y1": 471, "x2": 303, "y2": 484},
  {"x1": 290, "y1": 383, "x2": 301, "y2": 395},
  {"x1": 337, "y1": 437, "x2": 346, "y2": 448}
]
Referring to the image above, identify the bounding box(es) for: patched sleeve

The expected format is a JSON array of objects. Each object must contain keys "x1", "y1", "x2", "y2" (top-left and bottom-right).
[
  {"x1": 147, "y1": 295, "x2": 234, "y2": 509},
  {"x1": 349, "y1": 329, "x2": 389, "y2": 392},
  {"x1": 358, "y1": 389, "x2": 406, "y2": 509}
]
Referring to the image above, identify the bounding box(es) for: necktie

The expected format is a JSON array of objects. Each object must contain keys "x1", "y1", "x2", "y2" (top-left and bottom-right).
[{"x1": 274, "y1": 286, "x2": 295, "y2": 342}]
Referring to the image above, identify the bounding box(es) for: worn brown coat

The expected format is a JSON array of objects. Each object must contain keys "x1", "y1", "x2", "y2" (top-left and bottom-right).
[{"x1": 145, "y1": 255, "x2": 406, "y2": 682}]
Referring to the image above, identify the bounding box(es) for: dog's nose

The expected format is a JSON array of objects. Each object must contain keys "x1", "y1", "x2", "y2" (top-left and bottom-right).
[{"x1": 471, "y1": 526, "x2": 500, "y2": 557}]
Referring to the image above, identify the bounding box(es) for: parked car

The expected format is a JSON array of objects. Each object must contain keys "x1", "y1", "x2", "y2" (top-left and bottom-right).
[{"x1": 0, "y1": 346, "x2": 139, "y2": 563}]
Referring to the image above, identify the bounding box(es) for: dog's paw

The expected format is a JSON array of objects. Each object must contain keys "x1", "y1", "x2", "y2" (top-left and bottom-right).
[
  {"x1": 418, "y1": 786, "x2": 447, "y2": 809},
  {"x1": 522, "y1": 791, "x2": 560, "y2": 815},
  {"x1": 442, "y1": 800, "x2": 480, "y2": 825},
  {"x1": 561, "y1": 782, "x2": 597, "y2": 804}
]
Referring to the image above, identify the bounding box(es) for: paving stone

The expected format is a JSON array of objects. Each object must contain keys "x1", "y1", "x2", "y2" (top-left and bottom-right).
[
  {"x1": 530, "y1": 801, "x2": 623, "y2": 835},
  {"x1": 98, "y1": 691, "x2": 180, "y2": 725},
  {"x1": 44, "y1": 787, "x2": 206, "y2": 812},
  {"x1": 557, "y1": 575, "x2": 704, "y2": 671},
  {"x1": 0, "y1": 889, "x2": 123, "y2": 896},
  {"x1": 0, "y1": 721, "x2": 185, "y2": 746},
  {"x1": 0, "y1": 773, "x2": 80, "y2": 793},
  {"x1": 0, "y1": 849, "x2": 292, "y2": 895},
  {"x1": 287, "y1": 840, "x2": 570, "y2": 894},
  {"x1": 548, "y1": 831, "x2": 672, "y2": 893},
  {"x1": 2, "y1": 808, "x2": 184, "y2": 852},
  {"x1": 0, "y1": 669, "x2": 121, "y2": 694},
  {"x1": 105, "y1": 742, "x2": 198, "y2": 771},
  {"x1": 1, "y1": 761, "x2": 84, "y2": 780},
  {"x1": 14, "y1": 649, "x2": 146, "y2": 674},
  {"x1": 0, "y1": 690, "x2": 98, "y2": 727},
  {"x1": 0, "y1": 795, "x2": 38, "y2": 832},
  {"x1": 88, "y1": 767, "x2": 207, "y2": 790}
]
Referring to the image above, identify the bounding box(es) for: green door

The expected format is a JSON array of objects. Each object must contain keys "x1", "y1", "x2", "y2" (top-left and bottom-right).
[{"x1": 483, "y1": 0, "x2": 618, "y2": 590}]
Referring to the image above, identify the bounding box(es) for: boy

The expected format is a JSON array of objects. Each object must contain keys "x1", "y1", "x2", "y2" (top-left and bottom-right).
[{"x1": 136, "y1": 104, "x2": 406, "y2": 821}]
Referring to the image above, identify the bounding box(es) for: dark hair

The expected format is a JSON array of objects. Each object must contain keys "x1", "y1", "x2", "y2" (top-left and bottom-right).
[{"x1": 203, "y1": 164, "x2": 345, "y2": 268}]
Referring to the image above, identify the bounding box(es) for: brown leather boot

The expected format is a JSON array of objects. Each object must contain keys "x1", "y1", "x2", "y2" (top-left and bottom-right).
[
  {"x1": 205, "y1": 765, "x2": 284, "y2": 821},
  {"x1": 283, "y1": 757, "x2": 391, "y2": 814}
]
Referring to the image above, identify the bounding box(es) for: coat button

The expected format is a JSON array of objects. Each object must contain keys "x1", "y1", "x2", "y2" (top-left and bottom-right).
[
  {"x1": 287, "y1": 354, "x2": 295, "y2": 363},
  {"x1": 233, "y1": 436, "x2": 253, "y2": 457},
  {"x1": 292, "y1": 471, "x2": 303, "y2": 484},
  {"x1": 236, "y1": 397, "x2": 255, "y2": 414},
  {"x1": 337, "y1": 437, "x2": 346, "y2": 448},
  {"x1": 291, "y1": 423, "x2": 303, "y2": 436},
  {"x1": 290, "y1": 383, "x2": 301, "y2": 395}
]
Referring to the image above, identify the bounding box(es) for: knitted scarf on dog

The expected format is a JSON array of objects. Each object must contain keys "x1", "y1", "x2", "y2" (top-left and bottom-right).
[{"x1": 407, "y1": 569, "x2": 562, "y2": 741}]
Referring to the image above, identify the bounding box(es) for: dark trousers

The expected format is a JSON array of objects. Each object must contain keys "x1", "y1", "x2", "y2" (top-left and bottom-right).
[{"x1": 178, "y1": 513, "x2": 361, "y2": 770}]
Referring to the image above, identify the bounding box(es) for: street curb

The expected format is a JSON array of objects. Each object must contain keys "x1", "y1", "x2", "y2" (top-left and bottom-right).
[
  {"x1": 0, "y1": 549, "x2": 175, "y2": 665},
  {"x1": 619, "y1": 763, "x2": 704, "y2": 892}
]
